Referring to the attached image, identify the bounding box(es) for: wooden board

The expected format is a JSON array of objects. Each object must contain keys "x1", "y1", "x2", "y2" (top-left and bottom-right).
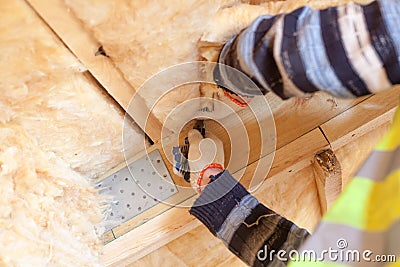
[
  {"x1": 205, "y1": 91, "x2": 366, "y2": 177},
  {"x1": 128, "y1": 165, "x2": 321, "y2": 267},
  {"x1": 269, "y1": 91, "x2": 368, "y2": 149},
  {"x1": 312, "y1": 150, "x2": 342, "y2": 214},
  {"x1": 320, "y1": 86, "x2": 400, "y2": 150},
  {"x1": 100, "y1": 128, "x2": 328, "y2": 266},
  {"x1": 124, "y1": 88, "x2": 400, "y2": 265},
  {"x1": 128, "y1": 225, "x2": 245, "y2": 267}
]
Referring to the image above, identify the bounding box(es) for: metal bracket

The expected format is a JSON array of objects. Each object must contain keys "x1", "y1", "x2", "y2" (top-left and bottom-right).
[{"x1": 97, "y1": 149, "x2": 177, "y2": 231}]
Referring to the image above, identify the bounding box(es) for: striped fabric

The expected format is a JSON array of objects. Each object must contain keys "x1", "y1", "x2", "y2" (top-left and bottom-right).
[
  {"x1": 189, "y1": 172, "x2": 310, "y2": 266},
  {"x1": 214, "y1": 0, "x2": 400, "y2": 99},
  {"x1": 289, "y1": 102, "x2": 400, "y2": 267}
]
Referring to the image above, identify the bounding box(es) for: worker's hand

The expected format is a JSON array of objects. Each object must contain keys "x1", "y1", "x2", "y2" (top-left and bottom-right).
[{"x1": 187, "y1": 129, "x2": 224, "y2": 193}]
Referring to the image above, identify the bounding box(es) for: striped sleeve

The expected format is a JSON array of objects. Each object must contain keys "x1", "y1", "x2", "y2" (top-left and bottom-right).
[
  {"x1": 214, "y1": 0, "x2": 400, "y2": 99},
  {"x1": 189, "y1": 171, "x2": 309, "y2": 266}
]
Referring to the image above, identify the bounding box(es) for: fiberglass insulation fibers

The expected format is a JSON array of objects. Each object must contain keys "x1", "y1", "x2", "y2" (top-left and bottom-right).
[
  {"x1": 0, "y1": 0, "x2": 148, "y2": 265},
  {"x1": 0, "y1": 0, "x2": 147, "y2": 179},
  {"x1": 0, "y1": 124, "x2": 105, "y2": 266}
]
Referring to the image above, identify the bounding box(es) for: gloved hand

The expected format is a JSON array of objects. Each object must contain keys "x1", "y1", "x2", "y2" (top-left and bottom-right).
[{"x1": 187, "y1": 129, "x2": 225, "y2": 193}]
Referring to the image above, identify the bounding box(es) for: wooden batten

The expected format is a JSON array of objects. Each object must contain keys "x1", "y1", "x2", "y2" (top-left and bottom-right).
[
  {"x1": 312, "y1": 149, "x2": 342, "y2": 214},
  {"x1": 101, "y1": 128, "x2": 328, "y2": 266},
  {"x1": 321, "y1": 86, "x2": 400, "y2": 150},
  {"x1": 312, "y1": 87, "x2": 400, "y2": 213}
]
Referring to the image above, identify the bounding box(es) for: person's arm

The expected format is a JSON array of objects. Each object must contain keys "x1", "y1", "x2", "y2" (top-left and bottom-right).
[
  {"x1": 189, "y1": 171, "x2": 309, "y2": 266},
  {"x1": 187, "y1": 130, "x2": 309, "y2": 266},
  {"x1": 215, "y1": 0, "x2": 400, "y2": 100},
  {"x1": 189, "y1": 1, "x2": 400, "y2": 265}
]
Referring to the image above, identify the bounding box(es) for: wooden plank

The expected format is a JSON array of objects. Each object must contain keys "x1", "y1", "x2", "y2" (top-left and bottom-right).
[
  {"x1": 101, "y1": 231, "x2": 116, "y2": 245},
  {"x1": 270, "y1": 91, "x2": 368, "y2": 149},
  {"x1": 101, "y1": 197, "x2": 200, "y2": 267},
  {"x1": 129, "y1": 165, "x2": 322, "y2": 267},
  {"x1": 101, "y1": 128, "x2": 328, "y2": 266},
  {"x1": 255, "y1": 165, "x2": 322, "y2": 232},
  {"x1": 125, "y1": 90, "x2": 400, "y2": 265},
  {"x1": 320, "y1": 86, "x2": 400, "y2": 150},
  {"x1": 25, "y1": 0, "x2": 164, "y2": 142},
  {"x1": 312, "y1": 87, "x2": 399, "y2": 212},
  {"x1": 267, "y1": 128, "x2": 328, "y2": 177},
  {"x1": 207, "y1": 91, "x2": 366, "y2": 159},
  {"x1": 127, "y1": 246, "x2": 188, "y2": 267},
  {"x1": 312, "y1": 149, "x2": 342, "y2": 214},
  {"x1": 205, "y1": 91, "x2": 353, "y2": 176},
  {"x1": 156, "y1": 225, "x2": 244, "y2": 267}
]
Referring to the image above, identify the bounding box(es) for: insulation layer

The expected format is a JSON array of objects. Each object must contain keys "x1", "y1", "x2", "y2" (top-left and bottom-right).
[
  {"x1": 0, "y1": 0, "x2": 148, "y2": 265},
  {"x1": 0, "y1": 124, "x2": 105, "y2": 266},
  {"x1": 0, "y1": 0, "x2": 147, "y2": 178}
]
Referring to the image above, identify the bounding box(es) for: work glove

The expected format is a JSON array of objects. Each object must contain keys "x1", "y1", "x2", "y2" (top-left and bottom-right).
[{"x1": 187, "y1": 129, "x2": 224, "y2": 193}]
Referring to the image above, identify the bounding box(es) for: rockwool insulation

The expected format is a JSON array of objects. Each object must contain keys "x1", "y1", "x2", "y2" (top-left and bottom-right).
[{"x1": 0, "y1": 0, "x2": 147, "y2": 265}]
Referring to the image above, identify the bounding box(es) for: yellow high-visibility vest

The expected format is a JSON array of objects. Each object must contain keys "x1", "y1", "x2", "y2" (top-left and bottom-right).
[{"x1": 289, "y1": 102, "x2": 400, "y2": 267}]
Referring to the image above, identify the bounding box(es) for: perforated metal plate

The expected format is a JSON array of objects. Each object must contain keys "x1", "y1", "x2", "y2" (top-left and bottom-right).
[{"x1": 98, "y1": 150, "x2": 177, "y2": 231}]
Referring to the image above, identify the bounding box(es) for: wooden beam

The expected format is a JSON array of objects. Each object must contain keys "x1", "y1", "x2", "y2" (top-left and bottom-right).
[
  {"x1": 312, "y1": 149, "x2": 342, "y2": 214},
  {"x1": 25, "y1": 0, "x2": 164, "y2": 142},
  {"x1": 102, "y1": 197, "x2": 200, "y2": 267},
  {"x1": 100, "y1": 128, "x2": 328, "y2": 266},
  {"x1": 270, "y1": 91, "x2": 368, "y2": 149},
  {"x1": 312, "y1": 87, "x2": 400, "y2": 212},
  {"x1": 133, "y1": 166, "x2": 321, "y2": 267},
  {"x1": 320, "y1": 86, "x2": 400, "y2": 150},
  {"x1": 204, "y1": 91, "x2": 365, "y2": 177}
]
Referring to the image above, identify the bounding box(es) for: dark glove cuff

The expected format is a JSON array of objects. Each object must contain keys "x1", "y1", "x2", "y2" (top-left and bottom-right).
[{"x1": 189, "y1": 170, "x2": 249, "y2": 235}]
